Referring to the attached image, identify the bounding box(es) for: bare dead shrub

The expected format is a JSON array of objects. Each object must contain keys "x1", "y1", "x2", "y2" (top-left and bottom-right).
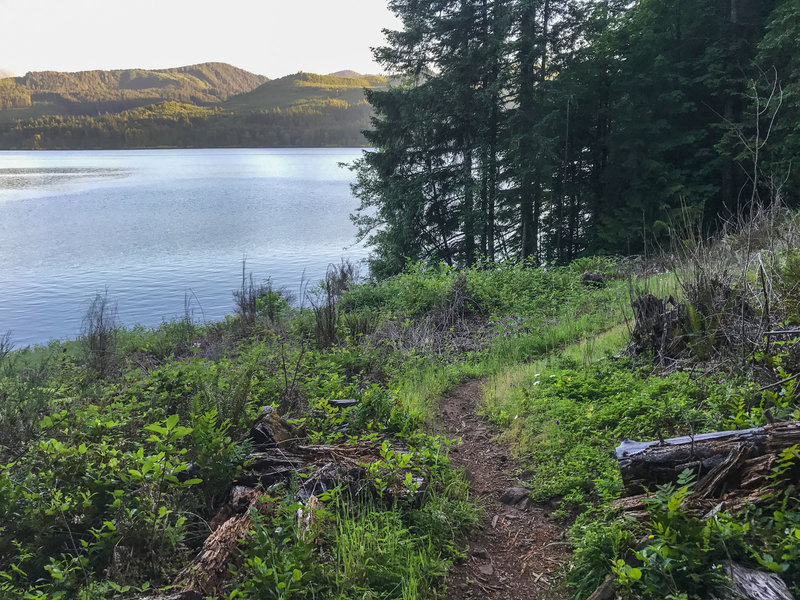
[
  {"x1": 311, "y1": 289, "x2": 338, "y2": 349},
  {"x1": 82, "y1": 290, "x2": 118, "y2": 378},
  {"x1": 233, "y1": 262, "x2": 294, "y2": 331},
  {"x1": 627, "y1": 202, "x2": 796, "y2": 370},
  {"x1": 325, "y1": 258, "x2": 360, "y2": 301},
  {"x1": 365, "y1": 274, "x2": 489, "y2": 357},
  {"x1": 308, "y1": 261, "x2": 360, "y2": 349},
  {"x1": 0, "y1": 330, "x2": 13, "y2": 365},
  {"x1": 427, "y1": 273, "x2": 480, "y2": 330},
  {"x1": 233, "y1": 262, "x2": 262, "y2": 325}
]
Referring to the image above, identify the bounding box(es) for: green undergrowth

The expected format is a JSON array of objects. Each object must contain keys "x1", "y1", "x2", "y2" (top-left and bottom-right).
[
  {"x1": 362, "y1": 260, "x2": 632, "y2": 421},
  {"x1": 0, "y1": 259, "x2": 627, "y2": 599},
  {"x1": 484, "y1": 310, "x2": 800, "y2": 597},
  {"x1": 485, "y1": 356, "x2": 752, "y2": 508},
  {"x1": 13, "y1": 253, "x2": 794, "y2": 600},
  {"x1": 227, "y1": 447, "x2": 476, "y2": 600}
]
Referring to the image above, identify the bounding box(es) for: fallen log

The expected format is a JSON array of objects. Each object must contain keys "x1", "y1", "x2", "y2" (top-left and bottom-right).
[
  {"x1": 711, "y1": 562, "x2": 795, "y2": 600},
  {"x1": 136, "y1": 406, "x2": 421, "y2": 599},
  {"x1": 615, "y1": 422, "x2": 800, "y2": 497},
  {"x1": 138, "y1": 593, "x2": 202, "y2": 600},
  {"x1": 594, "y1": 423, "x2": 800, "y2": 600},
  {"x1": 586, "y1": 563, "x2": 795, "y2": 600}
]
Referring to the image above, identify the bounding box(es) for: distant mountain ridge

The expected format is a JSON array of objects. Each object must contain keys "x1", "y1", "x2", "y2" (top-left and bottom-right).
[
  {"x1": 0, "y1": 62, "x2": 268, "y2": 115},
  {"x1": 0, "y1": 63, "x2": 387, "y2": 149},
  {"x1": 328, "y1": 70, "x2": 363, "y2": 78}
]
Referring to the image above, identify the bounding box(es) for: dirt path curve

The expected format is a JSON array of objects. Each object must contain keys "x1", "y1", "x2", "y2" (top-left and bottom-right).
[{"x1": 438, "y1": 379, "x2": 569, "y2": 600}]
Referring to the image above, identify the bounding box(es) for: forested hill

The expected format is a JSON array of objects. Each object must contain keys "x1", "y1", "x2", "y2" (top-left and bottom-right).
[
  {"x1": 0, "y1": 62, "x2": 268, "y2": 116},
  {"x1": 224, "y1": 72, "x2": 388, "y2": 112},
  {"x1": 0, "y1": 68, "x2": 387, "y2": 149}
]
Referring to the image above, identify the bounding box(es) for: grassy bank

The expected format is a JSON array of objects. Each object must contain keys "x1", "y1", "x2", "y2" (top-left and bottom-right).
[
  {"x1": 0, "y1": 259, "x2": 625, "y2": 599},
  {"x1": 3, "y1": 218, "x2": 799, "y2": 599},
  {"x1": 480, "y1": 213, "x2": 800, "y2": 599}
]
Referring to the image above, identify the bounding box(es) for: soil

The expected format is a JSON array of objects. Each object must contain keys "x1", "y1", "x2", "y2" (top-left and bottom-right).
[{"x1": 438, "y1": 379, "x2": 569, "y2": 600}]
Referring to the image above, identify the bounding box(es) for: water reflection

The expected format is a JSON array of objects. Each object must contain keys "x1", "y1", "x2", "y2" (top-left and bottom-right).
[
  {"x1": 0, "y1": 149, "x2": 369, "y2": 346},
  {"x1": 0, "y1": 167, "x2": 130, "y2": 191}
]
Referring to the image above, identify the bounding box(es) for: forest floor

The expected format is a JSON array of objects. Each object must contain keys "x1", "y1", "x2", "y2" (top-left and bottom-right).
[{"x1": 438, "y1": 379, "x2": 569, "y2": 600}]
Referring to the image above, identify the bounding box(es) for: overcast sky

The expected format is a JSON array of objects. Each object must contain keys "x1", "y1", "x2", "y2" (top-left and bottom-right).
[{"x1": 0, "y1": 0, "x2": 400, "y2": 77}]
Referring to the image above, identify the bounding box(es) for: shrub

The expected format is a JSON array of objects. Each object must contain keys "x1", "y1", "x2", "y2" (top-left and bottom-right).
[
  {"x1": 82, "y1": 290, "x2": 118, "y2": 378},
  {"x1": 234, "y1": 264, "x2": 292, "y2": 328},
  {"x1": 0, "y1": 330, "x2": 13, "y2": 365}
]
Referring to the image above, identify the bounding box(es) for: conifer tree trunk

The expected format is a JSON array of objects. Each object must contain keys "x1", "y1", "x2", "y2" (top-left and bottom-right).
[
  {"x1": 518, "y1": 0, "x2": 539, "y2": 261},
  {"x1": 463, "y1": 145, "x2": 476, "y2": 266}
]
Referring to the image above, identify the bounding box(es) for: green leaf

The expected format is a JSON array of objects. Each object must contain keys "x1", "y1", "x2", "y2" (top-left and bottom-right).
[
  {"x1": 292, "y1": 568, "x2": 302, "y2": 582},
  {"x1": 47, "y1": 565, "x2": 64, "y2": 580},
  {"x1": 172, "y1": 426, "x2": 193, "y2": 439},
  {"x1": 166, "y1": 414, "x2": 180, "y2": 430},
  {"x1": 628, "y1": 567, "x2": 642, "y2": 580},
  {"x1": 145, "y1": 424, "x2": 168, "y2": 436}
]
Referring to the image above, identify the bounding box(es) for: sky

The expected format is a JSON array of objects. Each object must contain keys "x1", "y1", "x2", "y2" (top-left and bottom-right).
[{"x1": 0, "y1": 0, "x2": 400, "y2": 78}]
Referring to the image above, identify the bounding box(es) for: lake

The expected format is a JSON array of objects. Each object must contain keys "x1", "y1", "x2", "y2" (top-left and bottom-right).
[{"x1": 0, "y1": 148, "x2": 370, "y2": 347}]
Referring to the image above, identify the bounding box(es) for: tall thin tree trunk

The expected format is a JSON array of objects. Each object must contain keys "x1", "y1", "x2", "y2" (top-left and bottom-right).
[
  {"x1": 464, "y1": 146, "x2": 476, "y2": 266},
  {"x1": 518, "y1": 1, "x2": 538, "y2": 261},
  {"x1": 480, "y1": 149, "x2": 489, "y2": 258}
]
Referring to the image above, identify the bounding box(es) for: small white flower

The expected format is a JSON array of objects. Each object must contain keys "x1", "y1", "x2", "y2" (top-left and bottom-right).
[
  {"x1": 534, "y1": 373, "x2": 540, "y2": 378},
  {"x1": 533, "y1": 381, "x2": 540, "y2": 386}
]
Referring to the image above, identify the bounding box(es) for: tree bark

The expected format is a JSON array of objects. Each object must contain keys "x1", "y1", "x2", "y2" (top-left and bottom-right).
[{"x1": 616, "y1": 422, "x2": 800, "y2": 497}]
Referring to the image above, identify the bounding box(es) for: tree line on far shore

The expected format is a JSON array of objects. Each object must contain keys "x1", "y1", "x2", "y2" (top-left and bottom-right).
[{"x1": 0, "y1": 100, "x2": 372, "y2": 149}]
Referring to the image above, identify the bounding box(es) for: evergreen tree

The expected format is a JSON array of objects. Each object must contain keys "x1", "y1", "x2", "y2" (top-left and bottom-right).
[{"x1": 353, "y1": 0, "x2": 793, "y2": 271}]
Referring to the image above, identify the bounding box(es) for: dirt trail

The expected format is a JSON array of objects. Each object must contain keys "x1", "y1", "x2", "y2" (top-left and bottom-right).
[{"x1": 438, "y1": 380, "x2": 569, "y2": 600}]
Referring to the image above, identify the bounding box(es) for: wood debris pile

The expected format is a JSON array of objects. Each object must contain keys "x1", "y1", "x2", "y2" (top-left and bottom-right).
[{"x1": 140, "y1": 404, "x2": 422, "y2": 598}]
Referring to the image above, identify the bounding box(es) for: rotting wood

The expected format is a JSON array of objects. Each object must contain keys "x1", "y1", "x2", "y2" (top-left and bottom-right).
[
  {"x1": 173, "y1": 488, "x2": 270, "y2": 596},
  {"x1": 586, "y1": 562, "x2": 795, "y2": 600},
  {"x1": 615, "y1": 422, "x2": 800, "y2": 497},
  {"x1": 249, "y1": 405, "x2": 299, "y2": 449},
  {"x1": 584, "y1": 575, "x2": 616, "y2": 600},
  {"x1": 139, "y1": 592, "x2": 202, "y2": 600},
  {"x1": 711, "y1": 562, "x2": 795, "y2": 600},
  {"x1": 134, "y1": 406, "x2": 424, "y2": 599}
]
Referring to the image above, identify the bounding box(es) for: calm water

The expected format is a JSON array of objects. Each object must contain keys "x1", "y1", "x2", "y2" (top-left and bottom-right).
[{"x1": 0, "y1": 148, "x2": 369, "y2": 346}]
